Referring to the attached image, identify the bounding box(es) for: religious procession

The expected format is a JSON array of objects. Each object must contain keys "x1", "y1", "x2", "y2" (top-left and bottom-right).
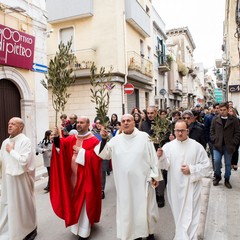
[
  {"x1": 1, "y1": 1, "x2": 240, "y2": 240},
  {"x1": 1, "y1": 100, "x2": 240, "y2": 240}
]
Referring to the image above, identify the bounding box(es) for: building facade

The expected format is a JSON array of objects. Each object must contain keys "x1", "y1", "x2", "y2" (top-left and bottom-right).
[
  {"x1": 46, "y1": 0, "x2": 172, "y2": 126},
  {"x1": 0, "y1": 0, "x2": 49, "y2": 145},
  {"x1": 222, "y1": 0, "x2": 240, "y2": 111}
]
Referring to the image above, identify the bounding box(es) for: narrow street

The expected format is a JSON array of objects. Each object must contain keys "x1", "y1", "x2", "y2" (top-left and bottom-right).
[{"x1": 34, "y1": 173, "x2": 175, "y2": 240}]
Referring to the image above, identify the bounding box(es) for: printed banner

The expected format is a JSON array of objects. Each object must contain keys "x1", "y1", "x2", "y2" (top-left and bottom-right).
[{"x1": 0, "y1": 24, "x2": 35, "y2": 70}]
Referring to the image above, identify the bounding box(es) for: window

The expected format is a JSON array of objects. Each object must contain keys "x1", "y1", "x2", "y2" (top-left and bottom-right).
[
  {"x1": 60, "y1": 27, "x2": 74, "y2": 50},
  {"x1": 157, "y1": 37, "x2": 166, "y2": 65},
  {"x1": 140, "y1": 39, "x2": 144, "y2": 57}
]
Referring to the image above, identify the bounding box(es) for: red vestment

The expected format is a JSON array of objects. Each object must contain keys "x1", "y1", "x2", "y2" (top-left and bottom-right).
[{"x1": 50, "y1": 134, "x2": 102, "y2": 227}]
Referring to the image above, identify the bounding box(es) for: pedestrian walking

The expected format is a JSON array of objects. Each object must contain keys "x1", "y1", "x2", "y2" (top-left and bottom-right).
[
  {"x1": 211, "y1": 102, "x2": 240, "y2": 188},
  {"x1": 36, "y1": 130, "x2": 54, "y2": 192}
]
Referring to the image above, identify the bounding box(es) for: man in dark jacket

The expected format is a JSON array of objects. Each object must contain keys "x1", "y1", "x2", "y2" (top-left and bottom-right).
[
  {"x1": 182, "y1": 110, "x2": 206, "y2": 149},
  {"x1": 204, "y1": 103, "x2": 219, "y2": 170},
  {"x1": 210, "y1": 102, "x2": 240, "y2": 189},
  {"x1": 140, "y1": 106, "x2": 167, "y2": 208}
]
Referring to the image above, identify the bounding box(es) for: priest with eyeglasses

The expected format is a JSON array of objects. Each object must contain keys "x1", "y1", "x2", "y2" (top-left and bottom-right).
[{"x1": 157, "y1": 119, "x2": 210, "y2": 240}]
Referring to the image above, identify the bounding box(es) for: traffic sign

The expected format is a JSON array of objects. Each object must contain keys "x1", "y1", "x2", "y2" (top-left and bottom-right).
[
  {"x1": 32, "y1": 63, "x2": 48, "y2": 73},
  {"x1": 159, "y1": 88, "x2": 167, "y2": 95},
  {"x1": 124, "y1": 83, "x2": 134, "y2": 94}
]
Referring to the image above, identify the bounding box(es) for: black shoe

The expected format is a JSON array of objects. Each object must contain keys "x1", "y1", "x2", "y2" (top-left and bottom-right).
[
  {"x1": 146, "y1": 234, "x2": 155, "y2": 240},
  {"x1": 225, "y1": 180, "x2": 232, "y2": 189},
  {"x1": 233, "y1": 165, "x2": 238, "y2": 171},
  {"x1": 107, "y1": 171, "x2": 111, "y2": 175},
  {"x1": 213, "y1": 176, "x2": 222, "y2": 186},
  {"x1": 43, "y1": 186, "x2": 48, "y2": 191},
  {"x1": 157, "y1": 196, "x2": 165, "y2": 208},
  {"x1": 102, "y1": 190, "x2": 105, "y2": 199},
  {"x1": 134, "y1": 238, "x2": 142, "y2": 240},
  {"x1": 44, "y1": 187, "x2": 50, "y2": 193},
  {"x1": 23, "y1": 228, "x2": 37, "y2": 240},
  {"x1": 78, "y1": 237, "x2": 89, "y2": 240}
]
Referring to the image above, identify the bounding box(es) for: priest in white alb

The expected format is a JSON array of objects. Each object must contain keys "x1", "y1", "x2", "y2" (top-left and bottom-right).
[
  {"x1": 95, "y1": 114, "x2": 161, "y2": 240},
  {"x1": 0, "y1": 117, "x2": 37, "y2": 240},
  {"x1": 157, "y1": 120, "x2": 210, "y2": 240}
]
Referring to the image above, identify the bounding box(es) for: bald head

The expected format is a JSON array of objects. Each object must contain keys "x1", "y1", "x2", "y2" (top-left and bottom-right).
[
  {"x1": 8, "y1": 117, "x2": 25, "y2": 138},
  {"x1": 121, "y1": 114, "x2": 135, "y2": 134},
  {"x1": 76, "y1": 116, "x2": 90, "y2": 135}
]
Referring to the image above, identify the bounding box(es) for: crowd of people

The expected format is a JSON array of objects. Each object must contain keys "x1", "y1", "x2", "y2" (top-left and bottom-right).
[{"x1": 0, "y1": 100, "x2": 240, "y2": 240}]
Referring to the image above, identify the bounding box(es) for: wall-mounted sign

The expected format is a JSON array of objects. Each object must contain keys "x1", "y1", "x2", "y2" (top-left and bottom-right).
[
  {"x1": 32, "y1": 63, "x2": 48, "y2": 73},
  {"x1": 229, "y1": 85, "x2": 240, "y2": 93},
  {"x1": 124, "y1": 83, "x2": 134, "y2": 95},
  {"x1": 0, "y1": 24, "x2": 35, "y2": 70}
]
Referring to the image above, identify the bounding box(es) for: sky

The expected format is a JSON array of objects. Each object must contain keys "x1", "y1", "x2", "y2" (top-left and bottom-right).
[{"x1": 152, "y1": 0, "x2": 226, "y2": 69}]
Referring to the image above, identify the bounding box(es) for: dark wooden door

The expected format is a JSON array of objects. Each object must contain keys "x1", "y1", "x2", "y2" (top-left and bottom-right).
[{"x1": 0, "y1": 79, "x2": 21, "y2": 145}]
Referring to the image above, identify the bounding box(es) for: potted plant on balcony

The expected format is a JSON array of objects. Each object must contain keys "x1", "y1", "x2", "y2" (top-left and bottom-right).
[
  {"x1": 177, "y1": 60, "x2": 189, "y2": 77},
  {"x1": 167, "y1": 54, "x2": 173, "y2": 68}
]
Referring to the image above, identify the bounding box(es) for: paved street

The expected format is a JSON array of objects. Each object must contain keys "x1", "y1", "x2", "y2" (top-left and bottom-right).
[{"x1": 34, "y1": 173, "x2": 175, "y2": 240}]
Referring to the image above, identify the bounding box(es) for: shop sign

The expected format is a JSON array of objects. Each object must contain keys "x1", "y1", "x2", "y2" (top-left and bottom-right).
[
  {"x1": 0, "y1": 24, "x2": 35, "y2": 70},
  {"x1": 229, "y1": 84, "x2": 240, "y2": 93}
]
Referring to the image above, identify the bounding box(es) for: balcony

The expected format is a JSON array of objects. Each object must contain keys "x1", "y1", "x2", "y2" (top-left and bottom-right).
[
  {"x1": 172, "y1": 81, "x2": 183, "y2": 95},
  {"x1": 47, "y1": 48, "x2": 96, "y2": 77},
  {"x1": 127, "y1": 51, "x2": 153, "y2": 83},
  {"x1": 47, "y1": 0, "x2": 93, "y2": 23},
  {"x1": 158, "y1": 62, "x2": 170, "y2": 73},
  {"x1": 125, "y1": 0, "x2": 150, "y2": 37}
]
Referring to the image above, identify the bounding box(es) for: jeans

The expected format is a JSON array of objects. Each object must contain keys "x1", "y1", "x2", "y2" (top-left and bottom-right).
[{"x1": 213, "y1": 146, "x2": 233, "y2": 180}]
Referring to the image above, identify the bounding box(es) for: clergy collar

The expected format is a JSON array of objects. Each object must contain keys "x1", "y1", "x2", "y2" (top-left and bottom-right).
[
  {"x1": 176, "y1": 136, "x2": 189, "y2": 143},
  {"x1": 9, "y1": 133, "x2": 24, "y2": 142},
  {"x1": 76, "y1": 131, "x2": 92, "y2": 139},
  {"x1": 122, "y1": 127, "x2": 138, "y2": 138}
]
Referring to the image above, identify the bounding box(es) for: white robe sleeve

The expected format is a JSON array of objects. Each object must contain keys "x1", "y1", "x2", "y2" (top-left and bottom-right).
[
  {"x1": 158, "y1": 145, "x2": 170, "y2": 170},
  {"x1": 94, "y1": 141, "x2": 112, "y2": 160},
  {"x1": 188, "y1": 147, "x2": 210, "y2": 183},
  {"x1": 147, "y1": 140, "x2": 162, "y2": 181}
]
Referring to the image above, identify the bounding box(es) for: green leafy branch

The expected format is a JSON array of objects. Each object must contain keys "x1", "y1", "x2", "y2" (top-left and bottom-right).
[
  {"x1": 90, "y1": 63, "x2": 115, "y2": 128},
  {"x1": 149, "y1": 112, "x2": 171, "y2": 147},
  {"x1": 41, "y1": 38, "x2": 76, "y2": 125}
]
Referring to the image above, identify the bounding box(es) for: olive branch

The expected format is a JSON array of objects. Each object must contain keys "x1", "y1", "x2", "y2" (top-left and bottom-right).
[
  {"x1": 149, "y1": 112, "x2": 171, "y2": 147},
  {"x1": 90, "y1": 63, "x2": 115, "y2": 128}
]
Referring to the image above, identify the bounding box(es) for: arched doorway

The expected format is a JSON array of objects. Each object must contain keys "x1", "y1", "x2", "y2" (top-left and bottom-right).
[{"x1": 0, "y1": 79, "x2": 21, "y2": 145}]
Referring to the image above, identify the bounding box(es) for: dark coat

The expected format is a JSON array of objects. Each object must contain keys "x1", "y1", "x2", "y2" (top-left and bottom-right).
[
  {"x1": 210, "y1": 115, "x2": 240, "y2": 154},
  {"x1": 188, "y1": 122, "x2": 206, "y2": 149}
]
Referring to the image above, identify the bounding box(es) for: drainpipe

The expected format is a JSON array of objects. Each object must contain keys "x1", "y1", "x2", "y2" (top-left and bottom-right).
[{"x1": 122, "y1": 10, "x2": 128, "y2": 115}]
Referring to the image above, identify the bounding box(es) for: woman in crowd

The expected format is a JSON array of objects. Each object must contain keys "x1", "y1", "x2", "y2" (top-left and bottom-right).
[
  {"x1": 131, "y1": 107, "x2": 142, "y2": 115},
  {"x1": 133, "y1": 112, "x2": 142, "y2": 129},
  {"x1": 36, "y1": 130, "x2": 54, "y2": 192},
  {"x1": 109, "y1": 113, "x2": 120, "y2": 136}
]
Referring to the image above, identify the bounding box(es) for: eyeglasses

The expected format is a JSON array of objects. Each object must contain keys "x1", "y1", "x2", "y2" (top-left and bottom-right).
[
  {"x1": 174, "y1": 129, "x2": 188, "y2": 133},
  {"x1": 183, "y1": 117, "x2": 191, "y2": 120}
]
